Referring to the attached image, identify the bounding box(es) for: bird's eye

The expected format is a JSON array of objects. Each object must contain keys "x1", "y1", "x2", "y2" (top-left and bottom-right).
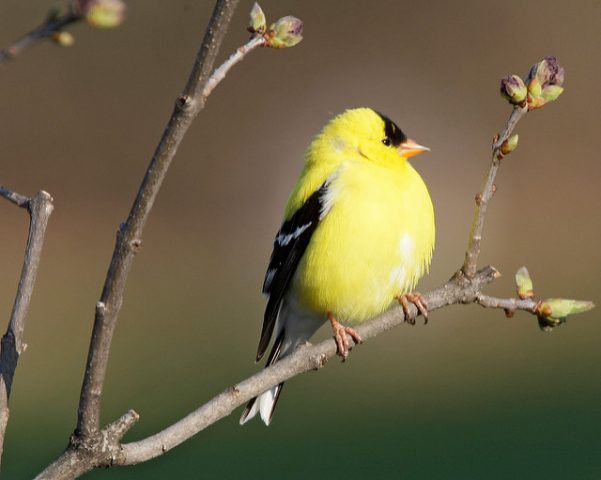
[{"x1": 382, "y1": 138, "x2": 391, "y2": 146}]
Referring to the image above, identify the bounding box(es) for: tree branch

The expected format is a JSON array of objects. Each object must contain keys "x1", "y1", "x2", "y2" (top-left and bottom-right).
[
  {"x1": 75, "y1": 0, "x2": 241, "y2": 441},
  {"x1": 0, "y1": 188, "x2": 53, "y2": 466},
  {"x1": 475, "y1": 293, "x2": 537, "y2": 316},
  {"x1": 0, "y1": 10, "x2": 81, "y2": 64},
  {"x1": 34, "y1": 410, "x2": 139, "y2": 480},
  {"x1": 116, "y1": 267, "x2": 497, "y2": 464},
  {"x1": 462, "y1": 104, "x2": 528, "y2": 278}
]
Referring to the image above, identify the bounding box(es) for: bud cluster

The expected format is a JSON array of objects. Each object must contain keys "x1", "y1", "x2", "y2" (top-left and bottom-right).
[
  {"x1": 514, "y1": 267, "x2": 594, "y2": 332},
  {"x1": 500, "y1": 56, "x2": 564, "y2": 110},
  {"x1": 248, "y1": 3, "x2": 303, "y2": 49},
  {"x1": 535, "y1": 299, "x2": 594, "y2": 332}
]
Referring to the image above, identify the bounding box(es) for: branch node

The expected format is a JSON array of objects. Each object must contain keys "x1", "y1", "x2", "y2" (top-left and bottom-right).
[
  {"x1": 176, "y1": 95, "x2": 192, "y2": 111},
  {"x1": 129, "y1": 238, "x2": 142, "y2": 252},
  {"x1": 504, "y1": 308, "x2": 515, "y2": 318},
  {"x1": 96, "y1": 302, "x2": 107, "y2": 316},
  {"x1": 105, "y1": 409, "x2": 140, "y2": 439},
  {"x1": 310, "y1": 353, "x2": 328, "y2": 370}
]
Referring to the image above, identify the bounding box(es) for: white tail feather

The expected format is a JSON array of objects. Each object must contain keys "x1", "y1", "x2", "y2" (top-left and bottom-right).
[
  {"x1": 239, "y1": 386, "x2": 277, "y2": 426},
  {"x1": 240, "y1": 297, "x2": 324, "y2": 425}
]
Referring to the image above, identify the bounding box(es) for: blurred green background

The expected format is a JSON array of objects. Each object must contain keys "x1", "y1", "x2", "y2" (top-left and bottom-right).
[{"x1": 1, "y1": 0, "x2": 600, "y2": 478}]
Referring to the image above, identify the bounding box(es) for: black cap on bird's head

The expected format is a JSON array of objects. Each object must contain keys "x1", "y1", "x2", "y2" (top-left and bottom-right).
[
  {"x1": 375, "y1": 110, "x2": 430, "y2": 158},
  {"x1": 376, "y1": 111, "x2": 407, "y2": 147}
]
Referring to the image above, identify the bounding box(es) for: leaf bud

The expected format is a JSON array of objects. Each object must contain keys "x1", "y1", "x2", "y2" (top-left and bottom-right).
[
  {"x1": 52, "y1": 31, "x2": 75, "y2": 47},
  {"x1": 248, "y1": 3, "x2": 267, "y2": 34},
  {"x1": 528, "y1": 56, "x2": 565, "y2": 88},
  {"x1": 500, "y1": 75, "x2": 527, "y2": 105},
  {"x1": 539, "y1": 298, "x2": 595, "y2": 320},
  {"x1": 515, "y1": 266, "x2": 533, "y2": 299},
  {"x1": 267, "y1": 16, "x2": 303, "y2": 48},
  {"x1": 541, "y1": 85, "x2": 564, "y2": 103},
  {"x1": 500, "y1": 134, "x2": 519, "y2": 156},
  {"x1": 77, "y1": 0, "x2": 126, "y2": 29}
]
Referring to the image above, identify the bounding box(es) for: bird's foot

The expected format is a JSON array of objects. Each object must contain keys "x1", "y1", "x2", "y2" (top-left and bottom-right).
[
  {"x1": 396, "y1": 292, "x2": 428, "y2": 325},
  {"x1": 328, "y1": 312, "x2": 363, "y2": 361}
]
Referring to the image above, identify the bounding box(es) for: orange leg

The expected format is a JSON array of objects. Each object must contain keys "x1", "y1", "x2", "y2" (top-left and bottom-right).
[
  {"x1": 396, "y1": 292, "x2": 428, "y2": 325},
  {"x1": 327, "y1": 312, "x2": 363, "y2": 360}
]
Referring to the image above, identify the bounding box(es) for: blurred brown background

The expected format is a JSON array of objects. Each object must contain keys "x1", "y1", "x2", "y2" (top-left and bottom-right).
[{"x1": 0, "y1": 1, "x2": 599, "y2": 478}]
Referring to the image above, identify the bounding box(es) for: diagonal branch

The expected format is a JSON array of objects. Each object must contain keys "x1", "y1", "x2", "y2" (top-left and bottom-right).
[
  {"x1": 75, "y1": 0, "x2": 244, "y2": 439},
  {"x1": 115, "y1": 267, "x2": 497, "y2": 464},
  {"x1": 0, "y1": 11, "x2": 81, "y2": 64},
  {"x1": 462, "y1": 104, "x2": 528, "y2": 278},
  {"x1": 0, "y1": 188, "x2": 53, "y2": 466}
]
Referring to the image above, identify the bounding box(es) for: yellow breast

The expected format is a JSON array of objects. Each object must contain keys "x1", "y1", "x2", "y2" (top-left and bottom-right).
[{"x1": 292, "y1": 158, "x2": 435, "y2": 323}]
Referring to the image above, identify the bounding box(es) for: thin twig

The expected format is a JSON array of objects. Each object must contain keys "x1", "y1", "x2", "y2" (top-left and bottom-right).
[
  {"x1": 0, "y1": 189, "x2": 54, "y2": 466},
  {"x1": 75, "y1": 0, "x2": 242, "y2": 439},
  {"x1": 0, "y1": 186, "x2": 29, "y2": 207},
  {"x1": 202, "y1": 35, "x2": 265, "y2": 98},
  {"x1": 476, "y1": 293, "x2": 538, "y2": 316},
  {"x1": 0, "y1": 11, "x2": 81, "y2": 64},
  {"x1": 462, "y1": 104, "x2": 528, "y2": 278}
]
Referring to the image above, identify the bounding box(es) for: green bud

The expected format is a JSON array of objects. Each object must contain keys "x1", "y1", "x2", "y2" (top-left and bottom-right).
[
  {"x1": 248, "y1": 2, "x2": 266, "y2": 34},
  {"x1": 500, "y1": 75, "x2": 527, "y2": 105},
  {"x1": 526, "y1": 77, "x2": 546, "y2": 110},
  {"x1": 267, "y1": 16, "x2": 303, "y2": 48},
  {"x1": 52, "y1": 31, "x2": 75, "y2": 47},
  {"x1": 525, "y1": 57, "x2": 565, "y2": 110},
  {"x1": 541, "y1": 85, "x2": 564, "y2": 102},
  {"x1": 537, "y1": 315, "x2": 564, "y2": 332},
  {"x1": 540, "y1": 298, "x2": 595, "y2": 320},
  {"x1": 81, "y1": 0, "x2": 126, "y2": 29},
  {"x1": 527, "y1": 77, "x2": 542, "y2": 98},
  {"x1": 528, "y1": 56, "x2": 565, "y2": 88},
  {"x1": 500, "y1": 134, "x2": 519, "y2": 155},
  {"x1": 515, "y1": 266, "x2": 533, "y2": 299}
]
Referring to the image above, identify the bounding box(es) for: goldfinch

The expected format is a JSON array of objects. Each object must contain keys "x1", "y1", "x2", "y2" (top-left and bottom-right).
[{"x1": 240, "y1": 108, "x2": 435, "y2": 425}]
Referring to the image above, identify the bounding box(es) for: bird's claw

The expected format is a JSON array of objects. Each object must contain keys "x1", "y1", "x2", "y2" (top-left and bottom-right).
[
  {"x1": 397, "y1": 292, "x2": 428, "y2": 324},
  {"x1": 328, "y1": 312, "x2": 363, "y2": 361}
]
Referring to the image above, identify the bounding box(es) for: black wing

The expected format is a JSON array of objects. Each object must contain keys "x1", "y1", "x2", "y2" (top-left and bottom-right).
[{"x1": 256, "y1": 182, "x2": 328, "y2": 361}]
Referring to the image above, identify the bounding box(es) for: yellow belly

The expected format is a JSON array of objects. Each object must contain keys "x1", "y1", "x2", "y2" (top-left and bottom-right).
[{"x1": 292, "y1": 160, "x2": 434, "y2": 323}]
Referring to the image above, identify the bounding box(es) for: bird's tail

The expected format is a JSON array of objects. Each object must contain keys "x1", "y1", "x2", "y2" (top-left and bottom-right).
[
  {"x1": 239, "y1": 329, "x2": 286, "y2": 426},
  {"x1": 240, "y1": 301, "x2": 323, "y2": 425}
]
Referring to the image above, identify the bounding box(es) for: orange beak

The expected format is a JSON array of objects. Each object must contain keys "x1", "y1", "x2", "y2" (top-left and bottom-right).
[{"x1": 399, "y1": 138, "x2": 430, "y2": 158}]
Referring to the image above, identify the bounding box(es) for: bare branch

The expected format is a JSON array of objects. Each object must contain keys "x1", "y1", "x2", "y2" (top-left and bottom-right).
[
  {"x1": 462, "y1": 104, "x2": 528, "y2": 278},
  {"x1": 476, "y1": 293, "x2": 538, "y2": 316},
  {"x1": 0, "y1": 186, "x2": 29, "y2": 207},
  {"x1": 203, "y1": 35, "x2": 266, "y2": 99},
  {"x1": 0, "y1": 189, "x2": 53, "y2": 465},
  {"x1": 114, "y1": 267, "x2": 498, "y2": 464},
  {"x1": 76, "y1": 0, "x2": 242, "y2": 439},
  {"x1": 0, "y1": 10, "x2": 81, "y2": 64}
]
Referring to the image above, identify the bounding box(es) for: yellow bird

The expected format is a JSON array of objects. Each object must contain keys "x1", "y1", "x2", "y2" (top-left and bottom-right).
[{"x1": 240, "y1": 108, "x2": 435, "y2": 425}]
